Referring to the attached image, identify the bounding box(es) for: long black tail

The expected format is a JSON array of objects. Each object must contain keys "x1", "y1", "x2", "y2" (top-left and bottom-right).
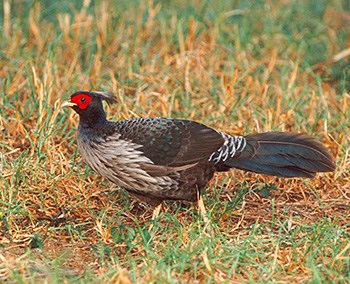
[{"x1": 221, "y1": 132, "x2": 336, "y2": 178}]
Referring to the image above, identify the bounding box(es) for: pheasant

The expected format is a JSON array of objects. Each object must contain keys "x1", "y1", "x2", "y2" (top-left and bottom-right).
[{"x1": 62, "y1": 91, "x2": 336, "y2": 205}]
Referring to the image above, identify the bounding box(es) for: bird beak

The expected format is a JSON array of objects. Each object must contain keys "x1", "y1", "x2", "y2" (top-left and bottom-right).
[{"x1": 61, "y1": 101, "x2": 77, "y2": 108}]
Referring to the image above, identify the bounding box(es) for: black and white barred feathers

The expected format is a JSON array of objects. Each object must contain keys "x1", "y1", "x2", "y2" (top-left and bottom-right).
[{"x1": 209, "y1": 134, "x2": 246, "y2": 164}]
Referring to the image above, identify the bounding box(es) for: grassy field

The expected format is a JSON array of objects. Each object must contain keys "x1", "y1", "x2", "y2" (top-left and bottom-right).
[{"x1": 1, "y1": 0, "x2": 350, "y2": 283}]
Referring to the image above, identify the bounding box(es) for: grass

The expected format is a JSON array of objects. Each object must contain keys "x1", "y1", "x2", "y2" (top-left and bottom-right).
[{"x1": 1, "y1": 0, "x2": 349, "y2": 282}]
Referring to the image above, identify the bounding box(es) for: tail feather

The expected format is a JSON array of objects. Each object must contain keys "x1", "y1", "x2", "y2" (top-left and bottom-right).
[{"x1": 222, "y1": 132, "x2": 336, "y2": 177}]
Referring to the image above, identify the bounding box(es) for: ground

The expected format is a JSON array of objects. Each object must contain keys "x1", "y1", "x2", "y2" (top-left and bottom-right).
[{"x1": 0, "y1": 0, "x2": 349, "y2": 283}]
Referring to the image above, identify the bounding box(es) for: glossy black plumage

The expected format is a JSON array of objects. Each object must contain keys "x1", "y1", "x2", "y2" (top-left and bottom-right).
[
  {"x1": 115, "y1": 118, "x2": 224, "y2": 166},
  {"x1": 63, "y1": 91, "x2": 336, "y2": 204}
]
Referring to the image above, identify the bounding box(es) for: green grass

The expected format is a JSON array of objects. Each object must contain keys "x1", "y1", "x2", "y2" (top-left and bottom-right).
[{"x1": 1, "y1": 0, "x2": 349, "y2": 283}]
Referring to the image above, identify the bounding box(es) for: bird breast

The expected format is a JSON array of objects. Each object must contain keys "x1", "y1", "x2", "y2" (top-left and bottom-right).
[{"x1": 77, "y1": 133, "x2": 175, "y2": 193}]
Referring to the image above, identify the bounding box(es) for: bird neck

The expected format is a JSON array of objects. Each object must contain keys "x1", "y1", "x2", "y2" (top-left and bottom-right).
[{"x1": 78, "y1": 108, "x2": 108, "y2": 129}]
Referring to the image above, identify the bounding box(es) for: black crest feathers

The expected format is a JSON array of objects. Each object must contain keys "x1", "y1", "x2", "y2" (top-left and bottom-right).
[
  {"x1": 72, "y1": 91, "x2": 117, "y2": 105},
  {"x1": 91, "y1": 91, "x2": 117, "y2": 105}
]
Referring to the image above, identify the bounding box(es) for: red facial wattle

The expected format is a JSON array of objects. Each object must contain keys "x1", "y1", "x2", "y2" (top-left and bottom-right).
[{"x1": 71, "y1": 94, "x2": 93, "y2": 110}]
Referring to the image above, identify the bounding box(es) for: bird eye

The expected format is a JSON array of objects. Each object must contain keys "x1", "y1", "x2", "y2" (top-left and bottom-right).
[{"x1": 81, "y1": 97, "x2": 86, "y2": 102}]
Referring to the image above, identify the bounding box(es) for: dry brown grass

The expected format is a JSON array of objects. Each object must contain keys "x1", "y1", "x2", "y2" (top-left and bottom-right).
[{"x1": 1, "y1": 0, "x2": 349, "y2": 282}]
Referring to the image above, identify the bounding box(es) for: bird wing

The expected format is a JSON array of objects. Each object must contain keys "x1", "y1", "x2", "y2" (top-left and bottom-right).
[{"x1": 114, "y1": 118, "x2": 225, "y2": 167}]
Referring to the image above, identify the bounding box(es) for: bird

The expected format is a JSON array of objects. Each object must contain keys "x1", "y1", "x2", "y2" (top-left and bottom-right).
[{"x1": 62, "y1": 91, "x2": 336, "y2": 206}]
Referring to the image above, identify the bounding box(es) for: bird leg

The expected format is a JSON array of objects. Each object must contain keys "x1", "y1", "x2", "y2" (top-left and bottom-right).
[
  {"x1": 128, "y1": 191, "x2": 163, "y2": 207},
  {"x1": 128, "y1": 191, "x2": 163, "y2": 228}
]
